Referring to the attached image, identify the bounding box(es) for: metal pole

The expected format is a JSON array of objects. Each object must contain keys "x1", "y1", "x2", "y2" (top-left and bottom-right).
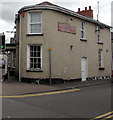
[
  {"x1": 97, "y1": 1, "x2": 100, "y2": 21},
  {"x1": 48, "y1": 48, "x2": 52, "y2": 85}
]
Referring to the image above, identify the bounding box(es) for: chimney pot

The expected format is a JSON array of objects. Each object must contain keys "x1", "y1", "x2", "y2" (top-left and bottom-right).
[
  {"x1": 78, "y1": 8, "x2": 80, "y2": 12},
  {"x1": 89, "y1": 6, "x2": 91, "y2": 10},
  {"x1": 85, "y1": 7, "x2": 87, "y2": 11}
]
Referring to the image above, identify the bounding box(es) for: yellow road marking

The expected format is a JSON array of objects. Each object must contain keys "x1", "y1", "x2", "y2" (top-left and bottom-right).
[
  {"x1": 92, "y1": 111, "x2": 113, "y2": 120},
  {"x1": 0, "y1": 88, "x2": 80, "y2": 98},
  {"x1": 103, "y1": 114, "x2": 113, "y2": 119}
]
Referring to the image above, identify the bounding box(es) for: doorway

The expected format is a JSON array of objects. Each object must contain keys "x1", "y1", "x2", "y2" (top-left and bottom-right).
[{"x1": 81, "y1": 57, "x2": 88, "y2": 81}]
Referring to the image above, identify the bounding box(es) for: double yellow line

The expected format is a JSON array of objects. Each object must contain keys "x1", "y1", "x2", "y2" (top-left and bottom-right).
[
  {"x1": 0, "y1": 88, "x2": 80, "y2": 98},
  {"x1": 92, "y1": 111, "x2": 113, "y2": 120}
]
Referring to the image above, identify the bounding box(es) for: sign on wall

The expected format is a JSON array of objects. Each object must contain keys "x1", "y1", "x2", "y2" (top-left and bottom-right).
[{"x1": 58, "y1": 22, "x2": 76, "y2": 34}]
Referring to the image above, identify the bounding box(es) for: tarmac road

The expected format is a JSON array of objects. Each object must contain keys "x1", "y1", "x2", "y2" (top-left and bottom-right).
[{"x1": 2, "y1": 83, "x2": 112, "y2": 119}]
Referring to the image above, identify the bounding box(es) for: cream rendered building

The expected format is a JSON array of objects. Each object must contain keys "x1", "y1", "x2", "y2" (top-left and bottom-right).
[{"x1": 15, "y1": 2, "x2": 112, "y2": 83}]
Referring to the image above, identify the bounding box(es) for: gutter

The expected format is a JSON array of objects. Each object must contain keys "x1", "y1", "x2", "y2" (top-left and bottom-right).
[{"x1": 18, "y1": 4, "x2": 111, "y2": 29}]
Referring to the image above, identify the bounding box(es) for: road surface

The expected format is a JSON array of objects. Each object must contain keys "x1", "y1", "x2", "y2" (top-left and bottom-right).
[{"x1": 2, "y1": 83, "x2": 112, "y2": 119}]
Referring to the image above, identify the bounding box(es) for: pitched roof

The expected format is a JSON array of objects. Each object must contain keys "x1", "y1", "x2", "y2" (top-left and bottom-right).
[
  {"x1": 38, "y1": 1, "x2": 58, "y2": 6},
  {"x1": 18, "y1": 1, "x2": 111, "y2": 28}
]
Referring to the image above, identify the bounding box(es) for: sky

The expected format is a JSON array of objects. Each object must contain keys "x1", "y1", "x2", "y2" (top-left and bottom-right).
[{"x1": 0, "y1": 0, "x2": 112, "y2": 43}]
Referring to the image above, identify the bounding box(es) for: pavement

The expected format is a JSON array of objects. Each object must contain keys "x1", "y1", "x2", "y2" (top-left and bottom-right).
[{"x1": 1, "y1": 76, "x2": 112, "y2": 96}]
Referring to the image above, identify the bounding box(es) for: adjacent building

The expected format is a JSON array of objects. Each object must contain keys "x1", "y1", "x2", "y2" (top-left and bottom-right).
[
  {"x1": 14, "y1": 1, "x2": 112, "y2": 82},
  {"x1": 5, "y1": 37, "x2": 16, "y2": 75}
]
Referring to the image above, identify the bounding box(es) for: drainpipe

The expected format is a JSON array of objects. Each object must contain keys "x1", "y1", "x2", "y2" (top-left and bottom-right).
[
  {"x1": 48, "y1": 48, "x2": 52, "y2": 85},
  {"x1": 19, "y1": 14, "x2": 21, "y2": 82}
]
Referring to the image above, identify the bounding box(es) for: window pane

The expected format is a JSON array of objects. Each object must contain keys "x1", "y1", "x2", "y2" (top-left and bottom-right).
[
  {"x1": 30, "y1": 58, "x2": 33, "y2": 68},
  {"x1": 82, "y1": 23, "x2": 84, "y2": 30},
  {"x1": 30, "y1": 63, "x2": 33, "y2": 68},
  {"x1": 30, "y1": 24, "x2": 41, "y2": 33},
  {"x1": 34, "y1": 58, "x2": 37, "y2": 63},
  {"x1": 36, "y1": 52, "x2": 40, "y2": 57},
  {"x1": 81, "y1": 31, "x2": 84, "y2": 38},
  {"x1": 36, "y1": 59, "x2": 38, "y2": 68},
  {"x1": 34, "y1": 52, "x2": 36, "y2": 57},
  {"x1": 99, "y1": 62, "x2": 101, "y2": 67},
  {"x1": 81, "y1": 22, "x2": 84, "y2": 30},
  {"x1": 30, "y1": 58, "x2": 33, "y2": 62},
  {"x1": 30, "y1": 52, "x2": 33, "y2": 57},
  {"x1": 33, "y1": 58, "x2": 36, "y2": 68},
  {"x1": 36, "y1": 46, "x2": 40, "y2": 51},
  {"x1": 30, "y1": 13, "x2": 41, "y2": 23},
  {"x1": 38, "y1": 58, "x2": 41, "y2": 62},
  {"x1": 34, "y1": 63, "x2": 36, "y2": 68},
  {"x1": 98, "y1": 34, "x2": 100, "y2": 41},
  {"x1": 34, "y1": 46, "x2": 36, "y2": 51},
  {"x1": 38, "y1": 63, "x2": 41, "y2": 68},
  {"x1": 30, "y1": 46, "x2": 33, "y2": 51}
]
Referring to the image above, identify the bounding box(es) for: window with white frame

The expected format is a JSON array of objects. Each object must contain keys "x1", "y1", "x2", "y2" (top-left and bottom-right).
[
  {"x1": 80, "y1": 22, "x2": 85, "y2": 39},
  {"x1": 29, "y1": 12, "x2": 42, "y2": 34},
  {"x1": 98, "y1": 49, "x2": 104, "y2": 68},
  {"x1": 27, "y1": 45, "x2": 42, "y2": 70},
  {"x1": 96, "y1": 26, "x2": 102, "y2": 42}
]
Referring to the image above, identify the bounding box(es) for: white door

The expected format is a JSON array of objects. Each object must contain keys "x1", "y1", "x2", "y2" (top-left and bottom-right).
[{"x1": 81, "y1": 57, "x2": 88, "y2": 81}]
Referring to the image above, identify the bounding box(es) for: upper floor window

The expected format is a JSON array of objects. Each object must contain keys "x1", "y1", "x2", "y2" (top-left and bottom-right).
[
  {"x1": 80, "y1": 22, "x2": 86, "y2": 40},
  {"x1": 29, "y1": 12, "x2": 42, "y2": 34},
  {"x1": 96, "y1": 26, "x2": 102, "y2": 43}
]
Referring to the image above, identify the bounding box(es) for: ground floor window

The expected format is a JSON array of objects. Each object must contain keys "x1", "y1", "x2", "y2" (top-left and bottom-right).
[
  {"x1": 27, "y1": 45, "x2": 42, "y2": 70},
  {"x1": 98, "y1": 49, "x2": 104, "y2": 68}
]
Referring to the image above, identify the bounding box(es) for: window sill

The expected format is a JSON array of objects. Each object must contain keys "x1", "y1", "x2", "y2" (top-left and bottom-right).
[
  {"x1": 97, "y1": 41, "x2": 103, "y2": 44},
  {"x1": 26, "y1": 33, "x2": 43, "y2": 36},
  {"x1": 80, "y1": 38, "x2": 87, "y2": 41},
  {"x1": 99, "y1": 67, "x2": 105, "y2": 70},
  {"x1": 26, "y1": 69, "x2": 43, "y2": 72}
]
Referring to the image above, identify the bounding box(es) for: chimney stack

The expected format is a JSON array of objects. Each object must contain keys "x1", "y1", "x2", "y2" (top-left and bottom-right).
[{"x1": 77, "y1": 6, "x2": 93, "y2": 18}]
